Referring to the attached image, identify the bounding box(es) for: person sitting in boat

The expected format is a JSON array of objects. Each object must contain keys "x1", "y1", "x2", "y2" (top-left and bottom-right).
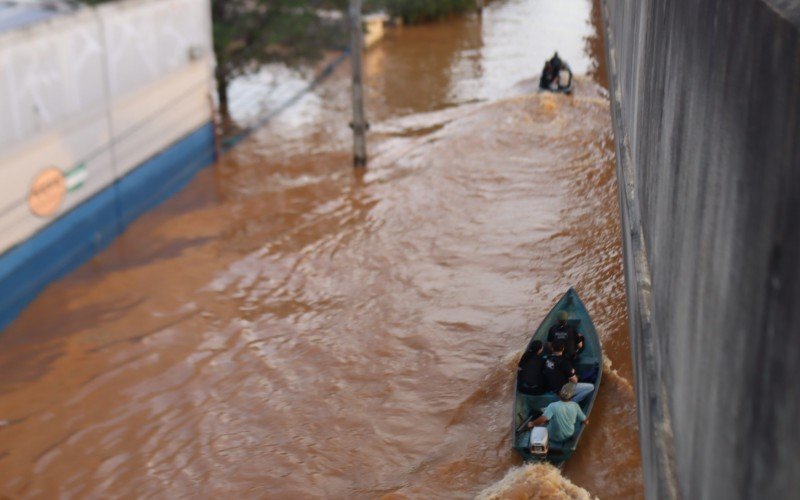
[
  {"x1": 527, "y1": 382, "x2": 588, "y2": 442},
  {"x1": 518, "y1": 340, "x2": 547, "y2": 395},
  {"x1": 543, "y1": 340, "x2": 594, "y2": 403},
  {"x1": 547, "y1": 311, "x2": 584, "y2": 360}
]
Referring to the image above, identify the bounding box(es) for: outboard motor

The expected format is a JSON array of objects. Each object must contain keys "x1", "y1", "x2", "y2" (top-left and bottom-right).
[{"x1": 529, "y1": 426, "x2": 549, "y2": 457}]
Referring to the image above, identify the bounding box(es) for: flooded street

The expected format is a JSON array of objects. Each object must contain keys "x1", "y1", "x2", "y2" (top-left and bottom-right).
[{"x1": 0, "y1": 0, "x2": 642, "y2": 498}]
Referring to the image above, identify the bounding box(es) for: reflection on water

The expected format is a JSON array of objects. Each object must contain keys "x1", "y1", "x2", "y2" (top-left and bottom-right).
[
  {"x1": 227, "y1": 64, "x2": 326, "y2": 130},
  {"x1": 0, "y1": 0, "x2": 641, "y2": 498}
]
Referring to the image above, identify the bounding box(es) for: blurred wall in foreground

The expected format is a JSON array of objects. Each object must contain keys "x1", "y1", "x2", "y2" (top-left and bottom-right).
[
  {"x1": 0, "y1": 0, "x2": 215, "y2": 331},
  {"x1": 602, "y1": 0, "x2": 800, "y2": 498}
]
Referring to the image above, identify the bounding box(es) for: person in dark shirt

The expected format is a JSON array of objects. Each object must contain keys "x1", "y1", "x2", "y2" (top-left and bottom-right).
[
  {"x1": 544, "y1": 339, "x2": 573, "y2": 390},
  {"x1": 539, "y1": 52, "x2": 565, "y2": 90},
  {"x1": 539, "y1": 60, "x2": 554, "y2": 89},
  {"x1": 544, "y1": 340, "x2": 594, "y2": 403},
  {"x1": 547, "y1": 311, "x2": 584, "y2": 359},
  {"x1": 518, "y1": 340, "x2": 547, "y2": 395},
  {"x1": 550, "y1": 52, "x2": 563, "y2": 74}
]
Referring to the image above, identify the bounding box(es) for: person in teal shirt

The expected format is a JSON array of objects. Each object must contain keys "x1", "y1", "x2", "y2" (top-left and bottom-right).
[{"x1": 528, "y1": 382, "x2": 588, "y2": 442}]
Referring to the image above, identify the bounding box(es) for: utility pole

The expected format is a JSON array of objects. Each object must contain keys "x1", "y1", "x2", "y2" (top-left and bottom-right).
[{"x1": 349, "y1": 0, "x2": 367, "y2": 167}]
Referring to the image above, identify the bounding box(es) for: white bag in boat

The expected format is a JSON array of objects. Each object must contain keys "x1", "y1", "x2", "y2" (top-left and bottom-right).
[{"x1": 530, "y1": 426, "x2": 549, "y2": 455}]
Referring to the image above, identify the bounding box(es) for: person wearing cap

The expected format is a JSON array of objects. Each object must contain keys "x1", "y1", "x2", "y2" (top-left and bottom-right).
[
  {"x1": 544, "y1": 339, "x2": 594, "y2": 402},
  {"x1": 518, "y1": 340, "x2": 547, "y2": 395},
  {"x1": 547, "y1": 310, "x2": 584, "y2": 359},
  {"x1": 528, "y1": 382, "x2": 589, "y2": 442}
]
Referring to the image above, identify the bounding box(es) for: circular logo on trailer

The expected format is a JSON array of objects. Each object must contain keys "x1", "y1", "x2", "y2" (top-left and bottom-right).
[{"x1": 28, "y1": 168, "x2": 66, "y2": 217}]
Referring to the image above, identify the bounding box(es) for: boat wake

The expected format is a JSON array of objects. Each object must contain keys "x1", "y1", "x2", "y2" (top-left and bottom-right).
[
  {"x1": 602, "y1": 356, "x2": 634, "y2": 396},
  {"x1": 476, "y1": 463, "x2": 595, "y2": 500}
]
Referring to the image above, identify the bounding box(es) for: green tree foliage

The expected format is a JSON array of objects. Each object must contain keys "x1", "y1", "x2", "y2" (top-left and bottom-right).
[{"x1": 212, "y1": 0, "x2": 348, "y2": 115}]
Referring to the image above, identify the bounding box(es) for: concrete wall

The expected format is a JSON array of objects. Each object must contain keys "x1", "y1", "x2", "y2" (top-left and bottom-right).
[{"x1": 602, "y1": 0, "x2": 800, "y2": 498}]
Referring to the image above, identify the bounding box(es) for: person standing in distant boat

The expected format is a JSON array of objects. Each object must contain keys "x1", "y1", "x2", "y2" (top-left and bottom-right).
[
  {"x1": 547, "y1": 310, "x2": 584, "y2": 359},
  {"x1": 550, "y1": 52, "x2": 563, "y2": 74},
  {"x1": 539, "y1": 52, "x2": 563, "y2": 89},
  {"x1": 518, "y1": 340, "x2": 547, "y2": 395},
  {"x1": 539, "y1": 52, "x2": 572, "y2": 92},
  {"x1": 543, "y1": 340, "x2": 594, "y2": 403},
  {"x1": 528, "y1": 382, "x2": 588, "y2": 442},
  {"x1": 539, "y1": 60, "x2": 554, "y2": 89}
]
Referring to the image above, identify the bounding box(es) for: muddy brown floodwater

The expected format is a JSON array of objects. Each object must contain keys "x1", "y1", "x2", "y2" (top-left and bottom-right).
[{"x1": 0, "y1": 0, "x2": 642, "y2": 498}]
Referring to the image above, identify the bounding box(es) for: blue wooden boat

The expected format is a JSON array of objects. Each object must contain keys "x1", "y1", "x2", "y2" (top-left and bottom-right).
[{"x1": 511, "y1": 287, "x2": 602, "y2": 465}]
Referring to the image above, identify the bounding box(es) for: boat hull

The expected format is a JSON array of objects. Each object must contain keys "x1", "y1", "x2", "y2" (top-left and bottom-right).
[{"x1": 511, "y1": 287, "x2": 603, "y2": 465}]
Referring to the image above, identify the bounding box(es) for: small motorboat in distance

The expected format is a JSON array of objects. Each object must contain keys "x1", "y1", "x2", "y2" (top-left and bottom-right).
[
  {"x1": 539, "y1": 52, "x2": 573, "y2": 94},
  {"x1": 511, "y1": 287, "x2": 602, "y2": 465}
]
